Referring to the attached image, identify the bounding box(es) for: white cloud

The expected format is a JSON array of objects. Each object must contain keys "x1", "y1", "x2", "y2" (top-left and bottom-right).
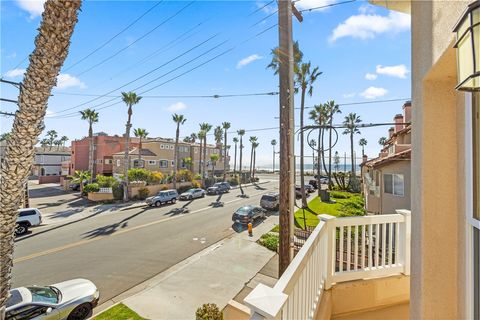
[
  {"x1": 4, "y1": 68, "x2": 26, "y2": 78},
  {"x1": 55, "y1": 74, "x2": 86, "y2": 89},
  {"x1": 255, "y1": 0, "x2": 276, "y2": 14},
  {"x1": 376, "y1": 64, "x2": 409, "y2": 78},
  {"x1": 360, "y1": 86, "x2": 388, "y2": 99},
  {"x1": 295, "y1": 0, "x2": 336, "y2": 11},
  {"x1": 365, "y1": 73, "x2": 377, "y2": 80},
  {"x1": 329, "y1": 11, "x2": 410, "y2": 42},
  {"x1": 236, "y1": 54, "x2": 263, "y2": 69},
  {"x1": 16, "y1": 0, "x2": 46, "y2": 18},
  {"x1": 166, "y1": 102, "x2": 187, "y2": 112},
  {"x1": 342, "y1": 92, "x2": 356, "y2": 98}
]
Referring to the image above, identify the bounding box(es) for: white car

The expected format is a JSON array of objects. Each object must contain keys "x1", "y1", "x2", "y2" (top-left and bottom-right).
[
  {"x1": 16, "y1": 208, "x2": 42, "y2": 236},
  {"x1": 6, "y1": 279, "x2": 99, "y2": 320}
]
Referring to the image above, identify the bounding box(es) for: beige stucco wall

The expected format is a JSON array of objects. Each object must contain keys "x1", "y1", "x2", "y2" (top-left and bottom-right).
[
  {"x1": 87, "y1": 192, "x2": 114, "y2": 202},
  {"x1": 410, "y1": 1, "x2": 469, "y2": 319}
]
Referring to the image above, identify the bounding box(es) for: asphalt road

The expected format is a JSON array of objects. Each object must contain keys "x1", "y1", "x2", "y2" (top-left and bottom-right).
[{"x1": 12, "y1": 180, "x2": 278, "y2": 306}]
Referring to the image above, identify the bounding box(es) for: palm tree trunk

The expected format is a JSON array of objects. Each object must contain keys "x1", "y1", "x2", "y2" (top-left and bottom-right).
[
  {"x1": 123, "y1": 107, "x2": 132, "y2": 202},
  {"x1": 223, "y1": 131, "x2": 227, "y2": 181},
  {"x1": 0, "y1": 0, "x2": 81, "y2": 315},
  {"x1": 328, "y1": 117, "x2": 333, "y2": 187},
  {"x1": 88, "y1": 124, "x2": 93, "y2": 182},
  {"x1": 173, "y1": 125, "x2": 179, "y2": 189},
  {"x1": 239, "y1": 138, "x2": 243, "y2": 184},
  {"x1": 233, "y1": 143, "x2": 237, "y2": 174},
  {"x1": 249, "y1": 146, "x2": 254, "y2": 181},
  {"x1": 350, "y1": 133, "x2": 355, "y2": 175},
  {"x1": 202, "y1": 137, "x2": 207, "y2": 186},
  {"x1": 253, "y1": 148, "x2": 256, "y2": 179},
  {"x1": 300, "y1": 88, "x2": 307, "y2": 208},
  {"x1": 198, "y1": 140, "x2": 203, "y2": 175},
  {"x1": 317, "y1": 128, "x2": 321, "y2": 197},
  {"x1": 138, "y1": 137, "x2": 142, "y2": 166}
]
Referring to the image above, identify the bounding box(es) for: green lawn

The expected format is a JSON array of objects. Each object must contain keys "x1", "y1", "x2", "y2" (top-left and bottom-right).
[
  {"x1": 94, "y1": 303, "x2": 146, "y2": 320},
  {"x1": 295, "y1": 191, "x2": 364, "y2": 228}
]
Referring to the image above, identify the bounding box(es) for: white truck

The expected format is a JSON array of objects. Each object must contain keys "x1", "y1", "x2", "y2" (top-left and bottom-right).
[{"x1": 16, "y1": 208, "x2": 42, "y2": 236}]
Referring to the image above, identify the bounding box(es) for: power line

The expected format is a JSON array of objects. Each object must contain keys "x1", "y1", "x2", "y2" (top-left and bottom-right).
[
  {"x1": 52, "y1": 91, "x2": 279, "y2": 98},
  {"x1": 74, "y1": 1, "x2": 195, "y2": 77},
  {"x1": 298, "y1": 0, "x2": 357, "y2": 12},
  {"x1": 302, "y1": 98, "x2": 411, "y2": 110},
  {"x1": 250, "y1": 9, "x2": 278, "y2": 28},
  {"x1": 248, "y1": 0, "x2": 275, "y2": 16},
  {"x1": 64, "y1": 1, "x2": 164, "y2": 72}
]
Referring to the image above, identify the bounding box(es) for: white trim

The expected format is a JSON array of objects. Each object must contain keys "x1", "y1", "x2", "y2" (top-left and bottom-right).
[
  {"x1": 159, "y1": 159, "x2": 168, "y2": 168},
  {"x1": 465, "y1": 92, "x2": 474, "y2": 319}
]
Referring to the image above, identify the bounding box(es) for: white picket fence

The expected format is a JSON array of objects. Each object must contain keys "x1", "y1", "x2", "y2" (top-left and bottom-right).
[{"x1": 244, "y1": 210, "x2": 411, "y2": 320}]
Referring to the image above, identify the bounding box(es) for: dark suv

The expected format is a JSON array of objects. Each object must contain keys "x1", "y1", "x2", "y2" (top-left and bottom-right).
[
  {"x1": 260, "y1": 193, "x2": 279, "y2": 211},
  {"x1": 207, "y1": 182, "x2": 231, "y2": 195}
]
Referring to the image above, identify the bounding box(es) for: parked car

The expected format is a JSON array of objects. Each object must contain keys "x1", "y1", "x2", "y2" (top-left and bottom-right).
[
  {"x1": 260, "y1": 193, "x2": 279, "y2": 211},
  {"x1": 145, "y1": 189, "x2": 179, "y2": 207},
  {"x1": 179, "y1": 188, "x2": 205, "y2": 200},
  {"x1": 69, "y1": 181, "x2": 86, "y2": 191},
  {"x1": 309, "y1": 179, "x2": 318, "y2": 189},
  {"x1": 312, "y1": 176, "x2": 329, "y2": 185},
  {"x1": 232, "y1": 205, "x2": 266, "y2": 225},
  {"x1": 304, "y1": 184, "x2": 315, "y2": 193},
  {"x1": 16, "y1": 208, "x2": 42, "y2": 236},
  {"x1": 6, "y1": 278, "x2": 99, "y2": 320},
  {"x1": 207, "y1": 182, "x2": 231, "y2": 195}
]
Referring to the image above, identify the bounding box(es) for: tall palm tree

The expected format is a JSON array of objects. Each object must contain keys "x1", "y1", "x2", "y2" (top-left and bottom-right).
[
  {"x1": 359, "y1": 138, "x2": 368, "y2": 157},
  {"x1": 46, "y1": 129, "x2": 58, "y2": 150},
  {"x1": 214, "y1": 125, "x2": 223, "y2": 146},
  {"x1": 271, "y1": 139, "x2": 277, "y2": 173},
  {"x1": 172, "y1": 114, "x2": 186, "y2": 189},
  {"x1": 198, "y1": 130, "x2": 205, "y2": 176},
  {"x1": 121, "y1": 91, "x2": 142, "y2": 201},
  {"x1": 324, "y1": 100, "x2": 341, "y2": 187},
  {"x1": 248, "y1": 136, "x2": 258, "y2": 179},
  {"x1": 40, "y1": 138, "x2": 49, "y2": 149},
  {"x1": 310, "y1": 139, "x2": 316, "y2": 174},
  {"x1": 378, "y1": 136, "x2": 387, "y2": 147},
  {"x1": 296, "y1": 62, "x2": 322, "y2": 208},
  {"x1": 210, "y1": 154, "x2": 220, "y2": 178},
  {"x1": 342, "y1": 113, "x2": 362, "y2": 176},
  {"x1": 60, "y1": 135, "x2": 69, "y2": 147},
  {"x1": 0, "y1": 0, "x2": 81, "y2": 314},
  {"x1": 252, "y1": 141, "x2": 259, "y2": 180},
  {"x1": 309, "y1": 103, "x2": 328, "y2": 196},
  {"x1": 133, "y1": 128, "x2": 149, "y2": 167},
  {"x1": 80, "y1": 108, "x2": 98, "y2": 181},
  {"x1": 199, "y1": 123, "x2": 212, "y2": 184},
  {"x1": 267, "y1": 40, "x2": 303, "y2": 75},
  {"x1": 222, "y1": 122, "x2": 231, "y2": 181},
  {"x1": 237, "y1": 130, "x2": 245, "y2": 184},
  {"x1": 232, "y1": 137, "x2": 239, "y2": 174}
]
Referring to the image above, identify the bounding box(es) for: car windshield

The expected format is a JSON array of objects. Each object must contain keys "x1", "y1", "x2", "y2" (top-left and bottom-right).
[
  {"x1": 26, "y1": 286, "x2": 59, "y2": 304},
  {"x1": 235, "y1": 207, "x2": 251, "y2": 216},
  {"x1": 6, "y1": 290, "x2": 22, "y2": 308},
  {"x1": 185, "y1": 189, "x2": 195, "y2": 193},
  {"x1": 261, "y1": 195, "x2": 276, "y2": 201},
  {"x1": 213, "y1": 183, "x2": 222, "y2": 187}
]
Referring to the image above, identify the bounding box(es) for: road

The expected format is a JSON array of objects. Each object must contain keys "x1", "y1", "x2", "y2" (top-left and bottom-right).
[{"x1": 12, "y1": 180, "x2": 278, "y2": 307}]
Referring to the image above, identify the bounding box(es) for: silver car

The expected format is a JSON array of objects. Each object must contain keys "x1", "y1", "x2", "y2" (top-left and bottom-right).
[
  {"x1": 6, "y1": 279, "x2": 99, "y2": 320},
  {"x1": 146, "y1": 189, "x2": 179, "y2": 207},
  {"x1": 179, "y1": 188, "x2": 205, "y2": 200}
]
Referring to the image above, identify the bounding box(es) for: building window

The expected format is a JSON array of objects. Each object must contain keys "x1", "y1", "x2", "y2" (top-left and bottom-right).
[
  {"x1": 171, "y1": 160, "x2": 175, "y2": 166},
  {"x1": 104, "y1": 159, "x2": 112, "y2": 165},
  {"x1": 170, "y1": 145, "x2": 174, "y2": 150},
  {"x1": 96, "y1": 159, "x2": 103, "y2": 164},
  {"x1": 133, "y1": 159, "x2": 144, "y2": 168},
  {"x1": 160, "y1": 144, "x2": 165, "y2": 149},
  {"x1": 148, "y1": 160, "x2": 156, "y2": 165},
  {"x1": 383, "y1": 173, "x2": 404, "y2": 196},
  {"x1": 159, "y1": 160, "x2": 168, "y2": 168},
  {"x1": 116, "y1": 159, "x2": 121, "y2": 167}
]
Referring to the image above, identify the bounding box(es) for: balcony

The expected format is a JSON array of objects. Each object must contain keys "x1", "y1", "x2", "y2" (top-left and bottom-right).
[{"x1": 239, "y1": 210, "x2": 411, "y2": 320}]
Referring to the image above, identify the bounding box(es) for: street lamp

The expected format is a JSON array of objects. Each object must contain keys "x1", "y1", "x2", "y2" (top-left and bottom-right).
[{"x1": 453, "y1": 0, "x2": 480, "y2": 91}]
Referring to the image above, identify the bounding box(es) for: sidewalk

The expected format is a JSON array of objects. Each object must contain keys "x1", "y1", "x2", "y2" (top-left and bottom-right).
[{"x1": 115, "y1": 215, "x2": 278, "y2": 320}]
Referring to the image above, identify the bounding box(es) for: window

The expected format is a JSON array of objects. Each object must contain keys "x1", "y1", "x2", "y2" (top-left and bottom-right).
[
  {"x1": 148, "y1": 160, "x2": 156, "y2": 165},
  {"x1": 383, "y1": 173, "x2": 404, "y2": 196},
  {"x1": 133, "y1": 159, "x2": 144, "y2": 168},
  {"x1": 96, "y1": 159, "x2": 103, "y2": 164},
  {"x1": 19, "y1": 210, "x2": 36, "y2": 217},
  {"x1": 159, "y1": 160, "x2": 168, "y2": 168},
  {"x1": 160, "y1": 144, "x2": 165, "y2": 149},
  {"x1": 171, "y1": 160, "x2": 175, "y2": 166},
  {"x1": 170, "y1": 145, "x2": 175, "y2": 150},
  {"x1": 116, "y1": 159, "x2": 121, "y2": 167}
]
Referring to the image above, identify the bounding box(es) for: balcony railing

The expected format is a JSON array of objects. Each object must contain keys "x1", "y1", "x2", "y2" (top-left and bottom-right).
[{"x1": 244, "y1": 210, "x2": 411, "y2": 320}]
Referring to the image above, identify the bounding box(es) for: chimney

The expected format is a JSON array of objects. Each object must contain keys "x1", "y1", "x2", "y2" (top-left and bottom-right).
[
  {"x1": 394, "y1": 114, "x2": 404, "y2": 133},
  {"x1": 403, "y1": 101, "x2": 412, "y2": 124},
  {"x1": 388, "y1": 127, "x2": 395, "y2": 138}
]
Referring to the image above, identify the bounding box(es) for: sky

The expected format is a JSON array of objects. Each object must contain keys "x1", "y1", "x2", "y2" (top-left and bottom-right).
[{"x1": 0, "y1": 0, "x2": 411, "y2": 168}]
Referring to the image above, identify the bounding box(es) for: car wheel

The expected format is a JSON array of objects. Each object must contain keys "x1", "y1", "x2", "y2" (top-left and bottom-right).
[
  {"x1": 155, "y1": 201, "x2": 161, "y2": 207},
  {"x1": 171, "y1": 198, "x2": 176, "y2": 204},
  {"x1": 67, "y1": 303, "x2": 92, "y2": 320},
  {"x1": 15, "y1": 224, "x2": 28, "y2": 236}
]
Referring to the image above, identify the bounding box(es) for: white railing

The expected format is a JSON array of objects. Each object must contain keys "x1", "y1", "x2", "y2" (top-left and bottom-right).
[
  {"x1": 244, "y1": 209, "x2": 411, "y2": 320},
  {"x1": 98, "y1": 187, "x2": 113, "y2": 193}
]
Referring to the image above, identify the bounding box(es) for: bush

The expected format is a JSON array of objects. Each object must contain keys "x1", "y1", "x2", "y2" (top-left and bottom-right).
[
  {"x1": 271, "y1": 225, "x2": 280, "y2": 233},
  {"x1": 194, "y1": 173, "x2": 202, "y2": 180},
  {"x1": 84, "y1": 183, "x2": 100, "y2": 194},
  {"x1": 195, "y1": 303, "x2": 223, "y2": 320},
  {"x1": 338, "y1": 195, "x2": 365, "y2": 217},
  {"x1": 257, "y1": 233, "x2": 279, "y2": 252},
  {"x1": 96, "y1": 175, "x2": 117, "y2": 188},
  {"x1": 177, "y1": 169, "x2": 194, "y2": 182},
  {"x1": 138, "y1": 187, "x2": 150, "y2": 200},
  {"x1": 112, "y1": 184, "x2": 124, "y2": 200},
  {"x1": 227, "y1": 177, "x2": 239, "y2": 186},
  {"x1": 148, "y1": 171, "x2": 164, "y2": 185},
  {"x1": 192, "y1": 180, "x2": 201, "y2": 188},
  {"x1": 128, "y1": 168, "x2": 151, "y2": 183},
  {"x1": 329, "y1": 191, "x2": 351, "y2": 199}
]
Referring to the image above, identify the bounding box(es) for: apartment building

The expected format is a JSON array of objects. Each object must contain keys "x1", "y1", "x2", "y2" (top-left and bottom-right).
[
  {"x1": 362, "y1": 102, "x2": 412, "y2": 214},
  {"x1": 31, "y1": 147, "x2": 71, "y2": 177}
]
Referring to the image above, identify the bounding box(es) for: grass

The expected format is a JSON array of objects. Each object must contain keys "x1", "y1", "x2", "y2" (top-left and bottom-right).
[
  {"x1": 295, "y1": 191, "x2": 365, "y2": 229},
  {"x1": 271, "y1": 225, "x2": 280, "y2": 233},
  {"x1": 94, "y1": 303, "x2": 146, "y2": 320},
  {"x1": 257, "y1": 233, "x2": 279, "y2": 252}
]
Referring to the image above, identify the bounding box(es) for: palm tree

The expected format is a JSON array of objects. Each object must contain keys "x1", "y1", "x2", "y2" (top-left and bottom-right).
[
  {"x1": 60, "y1": 135, "x2": 69, "y2": 147},
  {"x1": 172, "y1": 114, "x2": 186, "y2": 189},
  {"x1": 267, "y1": 40, "x2": 303, "y2": 75},
  {"x1": 40, "y1": 138, "x2": 49, "y2": 149},
  {"x1": 222, "y1": 122, "x2": 231, "y2": 181},
  {"x1": 342, "y1": 113, "x2": 362, "y2": 176},
  {"x1": 324, "y1": 101, "x2": 341, "y2": 187},
  {"x1": 237, "y1": 129, "x2": 245, "y2": 184},
  {"x1": 121, "y1": 91, "x2": 142, "y2": 201},
  {"x1": 46, "y1": 129, "x2": 58, "y2": 150},
  {"x1": 71, "y1": 170, "x2": 91, "y2": 194},
  {"x1": 54, "y1": 139, "x2": 62, "y2": 150},
  {"x1": 248, "y1": 136, "x2": 258, "y2": 179},
  {"x1": 133, "y1": 128, "x2": 149, "y2": 167},
  {"x1": 310, "y1": 139, "x2": 316, "y2": 174},
  {"x1": 210, "y1": 154, "x2": 220, "y2": 178},
  {"x1": 232, "y1": 137, "x2": 239, "y2": 174},
  {"x1": 183, "y1": 157, "x2": 193, "y2": 171},
  {"x1": 198, "y1": 130, "x2": 205, "y2": 176},
  {"x1": 0, "y1": 1, "x2": 81, "y2": 314},
  {"x1": 378, "y1": 136, "x2": 387, "y2": 147},
  {"x1": 252, "y1": 141, "x2": 259, "y2": 180},
  {"x1": 359, "y1": 138, "x2": 368, "y2": 157},
  {"x1": 271, "y1": 139, "x2": 277, "y2": 173},
  {"x1": 214, "y1": 125, "x2": 223, "y2": 146},
  {"x1": 80, "y1": 108, "x2": 98, "y2": 180},
  {"x1": 334, "y1": 151, "x2": 340, "y2": 172},
  {"x1": 309, "y1": 103, "x2": 328, "y2": 196},
  {"x1": 183, "y1": 132, "x2": 197, "y2": 143},
  {"x1": 199, "y1": 123, "x2": 212, "y2": 184},
  {"x1": 0, "y1": 133, "x2": 11, "y2": 141}
]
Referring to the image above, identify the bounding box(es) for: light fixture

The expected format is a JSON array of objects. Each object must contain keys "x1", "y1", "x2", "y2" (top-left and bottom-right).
[{"x1": 453, "y1": 0, "x2": 480, "y2": 91}]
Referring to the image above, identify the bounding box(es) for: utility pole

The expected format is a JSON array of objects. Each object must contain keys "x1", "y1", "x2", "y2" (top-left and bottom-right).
[{"x1": 278, "y1": 0, "x2": 300, "y2": 276}]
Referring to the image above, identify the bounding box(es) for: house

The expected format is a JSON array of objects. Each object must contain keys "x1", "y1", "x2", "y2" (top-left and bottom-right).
[
  {"x1": 361, "y1": 102, "x2": 412, "y2": 214},
  {"x1": 31, "y1": 147, "x2": 71, "y2": 177}
]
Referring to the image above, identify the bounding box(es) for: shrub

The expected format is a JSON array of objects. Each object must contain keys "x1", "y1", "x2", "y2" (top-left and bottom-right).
[
  {"x1": 138, "y1": 187, "x2": 150, "y2": 200},
  {"x1": 128, "y1": 168, "x2": 151, "y2": 183},
  {"x1": 195, "y1": 303, "x2": 223, "y2": 320},
  {"x1": 84, "y1": 183, "x2": 100, "y2": 194},
  {"x1": 96, "y1": 175, "x2": 117, "y2": 188},
  {"x1": 271, "y1": 225, "x2": 280, "y2": 233},
  {"x1": 227, "y1": 177, "x2": 239, "y2": 186},
  {"x1": 112, "y1": 184, "x2": 124, "y2": 200},
  {"x1": 148, "y1": 171, "x2": 164, "y2": 185},
  {"x1": 329, "y1": 191, "x2": 351, "y2": 199},
  {"x1": 194, "y1": 173, "x2": 202, "y2": 180},
  {"x1": 257, "y1": 233, "x2": 279, "y2": 252},
  {"x1": 177, "y1": 169, "x2": 194, "y2": 182},
  {"x1": 192, "y1": 180, "x2": 202, "y2": 188},
  {"x1": 338, "y1": 196, "x2": 365, "y2": 217}
]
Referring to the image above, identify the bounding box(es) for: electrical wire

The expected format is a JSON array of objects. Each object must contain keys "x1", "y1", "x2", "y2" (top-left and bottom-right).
[
  {"x1": 249, "y1": 9, "x2": 278, "y2": 28},
  {"x1": 248, "y1": 0, "x2": 275, "y2": 17},
  {"x1": 298, "y1": 0, "x2": 357, "y2": 13},
  {"x1": 52, "y1": 91, "x2": 279, "y2": 98}
]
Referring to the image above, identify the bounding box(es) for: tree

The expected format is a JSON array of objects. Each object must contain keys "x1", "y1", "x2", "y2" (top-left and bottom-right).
[
  {"x1": 210, "y1": 154, "x2": 220, "y2": 178},
  {"x1": 133, "y1": 128, "x2": 149, "y2": 167},
  {"x1": 237, "y1": 129, "x2": 245, "y2": 184},
  {"x1": 271, "y1": 139, "x2": 277, "y2": 173},
  {"x1": 0, "y1": 1, "x2": 82, "y2": 315},
  {"x1": 121, "y1": 91, "x2": 142, "y2": 201},
  {"x1": 252, "y1": 141, "x2": 259, "y2": 180},
  {"x1": 183, "y1": 157, "x2": 193, "y2": 171},
  {"x1": 0, "y1": 133, "x2": 11, "y2": 141},
  {"x1": 172, "y1": 114, "x2": 186, "y2": 189},
  {"x1": 214, "y1": 125, "x2": 223, "y2": 146},
  {"x1": 54, "y1": 139, "x2": 62, "y2": 149},
  {"x1": 46, "y1": 129, "x2": 58, "y2": 150},
  {"x1": 39, "y1": 138, "x2": 49, "y2": 149},
  {"x1": 184, "y1": 132, "x2": 197, "y2": 143},
  {"x1": 248, "y1": 136, "x2": 258, "y2": 179},
  {"x1": 342, "y1": 113, "x2": 362, "y2": 177},
  {"x1": 222, "y1": 122, "x2": 231, "y2": 181},
  {"x1": 309, "y1": 103, "x2": 328, "y2": 196},
  {"x1": 310, "y1": 139, "x2": 316, "y2": 173},
  {"x1": 198, "y1": 130, "x2": 205, "y2": 176},
  {"x1": 334, "y1": 151, "x2": 340, "y2": 172},
  {"x1": 378, "y1": 136, "x2": 387, "y2": 147},
  {"x1": 80, "y1": 108, "x2": 99, "y2": 181},
  {"x1": 232, "y1": 137, "x2": 239, "y2": 174},
  {"x1": 71, "y1": 170, "x2": 91, "y2": 194},
  {"x1": 324, "y1": 101, "x2": 341, "y2": 187},
  {"x1": 267, "y1": 40, "x2": 303, "y2": 76},
  {"x1": 60, "y1": 135, "x2": 69, "y2": 147},
  {"x1": 199, "y1": 123, "x2": 212, "y2": 185},
  {"x1": 359, "y1": 138, "x2": 368, "y2": 157}
]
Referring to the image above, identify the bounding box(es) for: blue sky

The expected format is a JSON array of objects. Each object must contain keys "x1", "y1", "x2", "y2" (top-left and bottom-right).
[{"x1": 0, "y1": 0, "x2": 411, "y2": 167}]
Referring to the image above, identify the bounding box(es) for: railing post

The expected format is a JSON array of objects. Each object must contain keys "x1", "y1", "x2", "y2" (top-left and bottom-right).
[
  {"x1": 319, "y1": 214, "x2": 336, "y2": 289},
  {"x1": 244, "y1": 283, "x2": 287, "y2": 320},
  {"x1": 396, "y1": 209, "x2": 411, "y2": 275}
]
